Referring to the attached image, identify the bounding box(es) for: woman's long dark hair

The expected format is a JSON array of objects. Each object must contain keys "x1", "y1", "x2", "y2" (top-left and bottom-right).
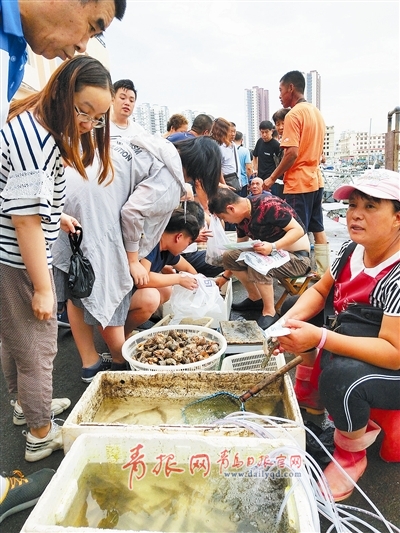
[
  {"x1": 8, "y1": 56, "x2": 114, "y2": 184},
  {"x1": 174, "y1": 136, "x2": 221, "y2": 199}
]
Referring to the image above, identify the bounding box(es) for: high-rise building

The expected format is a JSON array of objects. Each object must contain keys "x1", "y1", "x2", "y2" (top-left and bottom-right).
[
  {"x1": 133, "y1": 104, "x2": 169, "y2": 134},
  {"x1": 182, "y1": 110, "x2": 196, "y2": 127},
  {"x1": 304, "y1": 70, "x2": 321, "y2": 110},
  {"x1": 244, "y1": 86, "x2": 270, "y2": 149},
  {"x1": 134, "y1": 106, "x2": 211, "y2": 134}
]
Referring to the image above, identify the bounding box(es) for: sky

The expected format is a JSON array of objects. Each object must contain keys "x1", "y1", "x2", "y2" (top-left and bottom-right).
[{"x1": 104, "y1": 1, "x2": 399, "y2": 138}]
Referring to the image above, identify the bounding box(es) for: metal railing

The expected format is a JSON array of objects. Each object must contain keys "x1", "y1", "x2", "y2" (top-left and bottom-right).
[{"x1": 385, "y1": 107, "x2": 400, "y2": 171}]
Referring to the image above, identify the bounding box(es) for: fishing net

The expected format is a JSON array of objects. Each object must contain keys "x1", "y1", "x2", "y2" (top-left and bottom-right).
[
  {"x1": 182, "y1": 355, "x2": 303, "y2": 425},
  {"x1": 182, "y1": 392, "x2": 244, "y2": 425}
]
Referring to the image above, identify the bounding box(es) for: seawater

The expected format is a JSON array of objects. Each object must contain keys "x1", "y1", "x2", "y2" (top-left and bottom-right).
[
  {"x1": 59, "y1": 462, "x2": 295, "y2": 532},
  {"x1": 93, "y1": 396, "x2": 284, "y2": 425}
]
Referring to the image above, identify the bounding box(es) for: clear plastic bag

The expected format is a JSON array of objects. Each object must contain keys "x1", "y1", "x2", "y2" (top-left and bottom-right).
[
  {"x1": 205, "y1": 215, "x2": 230, "y2": 267},
  {"x1": 169, "y1": 274, "x2": 225, "y2": 322}
]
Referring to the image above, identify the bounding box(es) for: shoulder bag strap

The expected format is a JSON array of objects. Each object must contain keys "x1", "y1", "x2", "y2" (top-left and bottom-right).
[
  {"x1": 324, "y1": 240, "x2": 357, "y2": 323},
  {"x1": 233, "y1": 144, "x2": 239, "y2": 174}
]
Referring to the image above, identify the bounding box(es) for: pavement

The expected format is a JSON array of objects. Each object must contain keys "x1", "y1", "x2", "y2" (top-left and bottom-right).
[{"x1": 1, "y1": 214, "x2": 399, "y2": 532}]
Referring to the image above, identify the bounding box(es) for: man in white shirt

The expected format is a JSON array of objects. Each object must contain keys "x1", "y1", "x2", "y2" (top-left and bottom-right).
[{"x1": 110, "y1": 79, "x2": 145, "y2": 137}]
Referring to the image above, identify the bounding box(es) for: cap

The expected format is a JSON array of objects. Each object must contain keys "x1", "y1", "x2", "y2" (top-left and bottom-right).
[{"x1": 333, "y1": 169, "x2": 400, "y2": 202}]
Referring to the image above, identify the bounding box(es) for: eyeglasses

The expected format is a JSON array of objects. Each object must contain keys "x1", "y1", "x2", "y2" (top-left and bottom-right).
[{"x1": 74, "y1": 105, "x2": 106, "y2": 129}]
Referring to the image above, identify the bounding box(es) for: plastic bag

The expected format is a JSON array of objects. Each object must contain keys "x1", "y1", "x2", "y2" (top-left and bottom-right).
[
  {"x1": 169, "y1": 274, "x2": 225, "y2": 322},
  {"x1": 68, "y1": 227, "x2": 96, "y2": 298},
  {"x1": 205, "y1": 215, "x2": 230, "y2": 267}
]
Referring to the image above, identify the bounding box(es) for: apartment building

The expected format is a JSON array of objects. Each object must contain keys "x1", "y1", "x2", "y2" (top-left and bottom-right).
[
  {"x1": 244, "y1": 86, "x2": 270, "y2": 149},
  {"x1": 304, "y1": 70, "x2": 321, "y2": 110},
  {"x1": 323, "y1": 125, "x2": 335, "y2": 159},
  {"x1": 336, "y1": 130, "x2": 386, "y2": 162}
]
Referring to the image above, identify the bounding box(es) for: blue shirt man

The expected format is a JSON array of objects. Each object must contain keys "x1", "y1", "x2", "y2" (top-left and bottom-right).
[
  {"x1": 0, "y1": 0, "x2": 28, "y2": 126},
  {"x1": 1, "y1": 0, "x2": 127, "y2": 127}
]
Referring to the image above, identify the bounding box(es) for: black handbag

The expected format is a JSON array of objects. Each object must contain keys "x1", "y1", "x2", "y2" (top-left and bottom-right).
[
  {"x1": 328, "y1": 303, "x2": 383, "y2": 338},
  {"x1": 68, "y1": 227, "x2": 95, "y2": 298},
  {"x1": 223, "y1": 146, "x2": 242, "y2": 192},
  {"x1": 223, "y1": 172, "x2": 241, "y2": 192}
]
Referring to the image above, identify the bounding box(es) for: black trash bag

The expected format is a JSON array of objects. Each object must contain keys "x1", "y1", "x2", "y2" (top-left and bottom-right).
[
  {"x1": 305, "y1": 420, "x2": 335, "y2": 470},
  {"x1": 68, "y1": 227, "x2": 95, "y2": 298}
]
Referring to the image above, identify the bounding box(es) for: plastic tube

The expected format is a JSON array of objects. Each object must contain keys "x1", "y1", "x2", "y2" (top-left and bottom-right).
[
  {"x1": 337, "y1": 505, "x2": 400, "y2": 533},
  {"x1": 211, "y1": 412, "x2": 398, "y2": 533}
]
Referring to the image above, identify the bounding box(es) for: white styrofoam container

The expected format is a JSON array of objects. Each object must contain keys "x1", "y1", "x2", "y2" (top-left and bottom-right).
[
  {"x1": 62, "y1": 370, "x2": 305, "y2": 453},
  {"x1": 161, "y1": 278, "x2": 232, "y2": 328},
  {"x1": 21, "y1": 432, "x2": 318, "y2": 533}
]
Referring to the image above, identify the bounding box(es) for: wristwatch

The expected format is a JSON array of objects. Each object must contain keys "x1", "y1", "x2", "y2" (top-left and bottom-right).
[{"x1": 270, "y1": 243, "x2": 277, "y2": 254}]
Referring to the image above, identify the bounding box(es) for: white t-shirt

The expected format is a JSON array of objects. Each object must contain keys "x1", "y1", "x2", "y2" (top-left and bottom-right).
[{"x1": 110, "y1": 119, "x2": 145, "y2": 137}]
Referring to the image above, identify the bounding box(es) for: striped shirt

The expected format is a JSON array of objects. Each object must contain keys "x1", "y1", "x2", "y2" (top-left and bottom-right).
[
  {"x1": 0, "y1": 111, "x2": 65, "y2": 268},
  {"x1": 331, "y1": 241, "x2": 400, "y2": 316}
]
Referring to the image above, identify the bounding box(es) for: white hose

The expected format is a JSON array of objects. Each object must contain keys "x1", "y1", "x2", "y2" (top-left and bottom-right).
[{"x1": 210, "y1": 412, "x2": 398, "y2": 533}]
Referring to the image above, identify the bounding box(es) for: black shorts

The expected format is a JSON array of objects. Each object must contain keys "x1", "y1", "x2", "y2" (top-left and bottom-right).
[{"x1": 284, "y1": 188, "x2": 324, "y2": 233}]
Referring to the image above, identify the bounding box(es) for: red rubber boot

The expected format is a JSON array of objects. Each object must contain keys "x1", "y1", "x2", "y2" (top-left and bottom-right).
[
  {"x1": 370, "y1": 408, "x2": 400, "y2": 462},
  {"x1": 294, "y1": 364, "x2": 324, "y2": 415},
  {"x1": 321, "y1": 420, "x2": 381, "y2": 502}
]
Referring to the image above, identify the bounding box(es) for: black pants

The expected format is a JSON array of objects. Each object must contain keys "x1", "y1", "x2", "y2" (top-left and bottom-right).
[
  {"x1": 320, "y1": 355, "x2": 400, "y2": 432},
  {"x1": 182, "y1": 251, "x2": 223, "y2": 278}
]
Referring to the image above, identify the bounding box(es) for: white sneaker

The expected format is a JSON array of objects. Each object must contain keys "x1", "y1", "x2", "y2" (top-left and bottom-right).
[
  {"x1": 24, "y1": 421, "x2": 63, "y2": 462},
  {"x1": 11, "y1": 398, "x2": 71, "y2": 426}
]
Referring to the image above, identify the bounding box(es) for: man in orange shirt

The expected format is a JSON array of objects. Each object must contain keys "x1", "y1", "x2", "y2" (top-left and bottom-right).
[{"x1": 264, "y1": 71, "x2": 329, "y2": 276}]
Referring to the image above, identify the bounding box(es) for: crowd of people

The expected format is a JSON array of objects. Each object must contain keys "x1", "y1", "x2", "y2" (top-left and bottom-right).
[{"x1": 0, "y1": 0, "x2": 399, "y2": 525}]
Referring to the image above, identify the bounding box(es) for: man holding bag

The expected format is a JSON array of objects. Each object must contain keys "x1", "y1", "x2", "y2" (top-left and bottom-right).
[{"x1": 208, "y1": 188, "x2": 311, "y2": 329}]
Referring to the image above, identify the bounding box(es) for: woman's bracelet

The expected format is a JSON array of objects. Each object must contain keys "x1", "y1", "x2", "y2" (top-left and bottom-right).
[
  {"x1": 316, "y1": 327, "x2": 328, "y2": 350},
  {"x1": 219, "y1": 273, "x2": 230, "y2": 281}
]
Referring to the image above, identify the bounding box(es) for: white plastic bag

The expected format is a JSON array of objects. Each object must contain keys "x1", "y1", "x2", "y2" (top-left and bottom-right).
[
  {"x1": 205, "y1": 215, "x2": 230, "y2": 267},
  {"x1": 169, "y1": 274, "x2": 225, "y2": 322}
]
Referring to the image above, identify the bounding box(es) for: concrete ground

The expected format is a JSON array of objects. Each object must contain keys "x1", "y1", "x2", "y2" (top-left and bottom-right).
[{"x1": 1, "y1": 215, "x2": 399, "y2": 532}]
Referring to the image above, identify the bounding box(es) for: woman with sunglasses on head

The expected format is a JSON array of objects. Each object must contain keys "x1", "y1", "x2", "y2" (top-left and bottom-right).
[{"x1": 0, "y1": 55, "x2": 114, "y2": 462}]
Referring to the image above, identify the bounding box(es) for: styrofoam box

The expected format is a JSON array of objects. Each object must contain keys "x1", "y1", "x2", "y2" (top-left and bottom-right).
[
  {"x1": 62, "y1": 370, "x2": 305, "y2": 453},
  {"x1": 21, "y1": 432, "x2": 318, "y2": 533},
  {"x1": 161, "y1": 277, "x2": 233, "y2": 328}
]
